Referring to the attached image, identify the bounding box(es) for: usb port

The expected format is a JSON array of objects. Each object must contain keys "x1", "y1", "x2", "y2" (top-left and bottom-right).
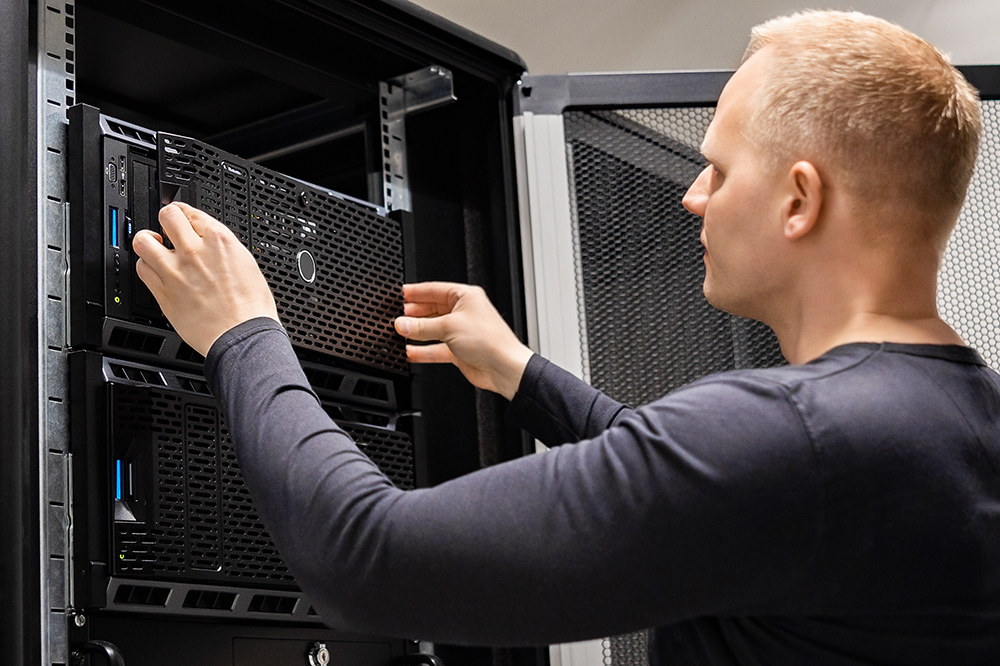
[
  {"x1": 115, "y1": 459, "x2": 123, "y2": 500},
  {"x1": 115, "y1": 458, "x2": 134, "y2": 501},
  {"x1": 109, "y1": 206, "x2": 120, "y2": 248}
]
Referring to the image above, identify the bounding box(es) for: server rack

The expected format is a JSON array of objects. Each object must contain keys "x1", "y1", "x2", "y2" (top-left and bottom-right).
[{"x1": 9, "y1": 1, "x2": 533, "y2": 665}]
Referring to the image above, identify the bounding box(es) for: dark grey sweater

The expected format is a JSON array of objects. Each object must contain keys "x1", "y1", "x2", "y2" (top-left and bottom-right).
[{"x1": 206, "y1": 317, "x2": 1000, "y2": 664}]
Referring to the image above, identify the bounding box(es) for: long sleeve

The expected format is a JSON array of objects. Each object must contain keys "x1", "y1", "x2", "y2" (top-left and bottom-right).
[
  {"x1": 205, "y1": 318, "x2": 822, "y2": 648},
  {"x1": 506, "y1": 354, "x2": 634, "y2": 446}
]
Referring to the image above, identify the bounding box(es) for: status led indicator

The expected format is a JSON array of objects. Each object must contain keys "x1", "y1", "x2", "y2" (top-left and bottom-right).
[{"x1": 115, "y1": 459, "x2": 122, "y2": 500}]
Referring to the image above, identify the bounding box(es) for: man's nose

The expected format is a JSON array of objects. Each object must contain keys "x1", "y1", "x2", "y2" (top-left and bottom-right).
[{"x1": 683, "y1": 167, "x2": 710, "y2": 217}]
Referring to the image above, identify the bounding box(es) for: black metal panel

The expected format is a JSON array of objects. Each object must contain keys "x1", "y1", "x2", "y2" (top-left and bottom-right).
[
  {"x1": 518, "y1": 71, "x2": 733, "y2": 115},
  {"x1": 80, "y1": 615, "x2": 408, "y2": 666},
  {"x1": 0, "y1": 1, "x2": 39, "y2": 664},
  {"x1": 959, "y1": 65, "x2": 1000, "y2": 100}
]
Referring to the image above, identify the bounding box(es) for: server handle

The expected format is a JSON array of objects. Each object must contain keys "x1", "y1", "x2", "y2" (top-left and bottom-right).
[{"x1": 71, "y1": 640, "x2": 125, "y2": 666}]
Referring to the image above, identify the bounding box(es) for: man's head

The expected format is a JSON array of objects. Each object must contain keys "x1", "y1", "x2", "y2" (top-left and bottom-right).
[
  {"x1": 743, "y1": 10, "x2": 981, "y2": 235},
  {"x1": 683, "y1": 10, "x2": 982, "y2": 324}
]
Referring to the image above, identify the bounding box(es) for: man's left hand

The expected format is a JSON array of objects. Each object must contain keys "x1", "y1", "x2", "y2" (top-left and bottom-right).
[{"x1": 133, "y1": 202, "x2": 280, "y2": 357}]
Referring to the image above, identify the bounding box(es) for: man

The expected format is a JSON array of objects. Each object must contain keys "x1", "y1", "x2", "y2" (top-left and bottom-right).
[{"x1": 133, "y1": 10, "x2": 1000, "y2": 665}]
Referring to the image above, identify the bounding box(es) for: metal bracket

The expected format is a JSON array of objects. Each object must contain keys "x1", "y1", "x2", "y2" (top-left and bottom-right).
[{"x1": 379, "y1": 65, "x2": 457, "y2": 212}]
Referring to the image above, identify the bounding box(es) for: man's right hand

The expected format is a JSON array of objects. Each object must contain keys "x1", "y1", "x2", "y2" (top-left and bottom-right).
[{"x1": 394, "y1": 282, "x2": 534, "y2": 400}]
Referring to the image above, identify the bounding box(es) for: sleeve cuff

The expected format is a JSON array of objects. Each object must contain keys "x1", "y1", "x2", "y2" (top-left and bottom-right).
[{"x1": 204, "y1": 317, "x2": 287, "y2": 386}]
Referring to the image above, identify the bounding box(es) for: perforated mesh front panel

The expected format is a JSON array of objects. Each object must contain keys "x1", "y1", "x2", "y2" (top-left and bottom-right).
[
  {"x1": 159, "y1": 134, "x2": 407, "y2": 374},
  {"x1": 940, "y1": 99, "x2": 1000, "y2": 369},
  {"x1": 111, "y1": 383, "x2": 414, "y2": 587}
]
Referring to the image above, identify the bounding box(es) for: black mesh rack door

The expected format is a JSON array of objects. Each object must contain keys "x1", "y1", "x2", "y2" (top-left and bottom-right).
[
  {"x1": 109, "y1": 379, "x2": 414, "y2": 589},
  {"x1": 158, "y1": 133, "x2": 408, "y2": 375}
]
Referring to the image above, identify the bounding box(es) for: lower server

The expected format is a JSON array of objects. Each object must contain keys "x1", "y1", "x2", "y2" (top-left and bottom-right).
[{"x1": 70, "y1": 351, "x2": 414, "y2": 625}]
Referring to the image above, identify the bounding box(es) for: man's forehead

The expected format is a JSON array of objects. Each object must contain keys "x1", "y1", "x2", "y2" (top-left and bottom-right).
[{"x1": 701, "y1": 48, "x2": 772, "y2": 156}]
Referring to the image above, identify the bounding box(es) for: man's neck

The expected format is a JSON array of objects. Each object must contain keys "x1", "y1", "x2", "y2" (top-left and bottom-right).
[
  {"x1": 769, "y1": 241, "x2": 963, "y2": 364},
  {"x1": 777, "y1": 311, "x2": 965, "y2": 364}
]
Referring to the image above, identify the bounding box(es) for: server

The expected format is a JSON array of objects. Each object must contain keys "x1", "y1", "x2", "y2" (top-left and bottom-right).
[{"x1": 67, "y1": 106, "x2": 408, "y2": 373}]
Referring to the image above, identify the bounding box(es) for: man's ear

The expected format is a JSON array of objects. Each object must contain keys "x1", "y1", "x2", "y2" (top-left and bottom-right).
[{"x1": 783, "y1": 161, "x2": 823, "y2": 240}]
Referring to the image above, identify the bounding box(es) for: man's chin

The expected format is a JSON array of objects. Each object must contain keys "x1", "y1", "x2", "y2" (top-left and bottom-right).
[{"x1": 703, "y1": 283, "x2": 747, "y2": 319}]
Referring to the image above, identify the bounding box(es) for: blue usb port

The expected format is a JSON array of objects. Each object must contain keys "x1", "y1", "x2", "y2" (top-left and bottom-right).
[
  {"x1": 115, "y1": 459, "x2": 123, "y2": 500},
  {"x1": 109, "y1": 206, "x2": 120, "y2": 248}
]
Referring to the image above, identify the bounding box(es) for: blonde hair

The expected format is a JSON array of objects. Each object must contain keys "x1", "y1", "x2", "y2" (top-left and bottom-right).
[{"x1": 743, "y1": 10, "x2": 981, "y2": 227}]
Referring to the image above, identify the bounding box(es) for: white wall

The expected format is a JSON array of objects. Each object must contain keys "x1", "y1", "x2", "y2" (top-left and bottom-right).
[{"x1": 410, "y1": 0, "x2": 1000, "y2": 74}]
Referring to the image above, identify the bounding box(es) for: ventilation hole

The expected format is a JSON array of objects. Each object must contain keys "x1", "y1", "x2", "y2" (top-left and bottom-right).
[
  {"x1": 182, "y1": 589, "x2": 236, "y2": 611},
  {"x1": 179, "y1": 377, "x2": 212, "y2": 395},
  {"x1": 113, "y1": 584, "x2": 170, "y2": 606},
  {"x1": 353, "y1": 379, "x2": 389, "y2": 402},
  {"x1": 107, "y1": 327, "x2": 165, "y2": 355},
  {"x1": 140, "y1": 369, "x2": 166, "y2": 386},
  {"x1": 247, "y1": 594, "x2": 297, "y2": 614},
  {"x1": 303, "y1": 366, "x2": 345, "y2": 392}
]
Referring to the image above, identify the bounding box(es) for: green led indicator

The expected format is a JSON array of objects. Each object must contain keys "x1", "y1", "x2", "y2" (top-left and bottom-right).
[
  {"x1": 119, "y1": 553, "x2": 125, "y2": 560},
  {"x1": 114, "y1": 296, "x2": 121, "y2": 304}
]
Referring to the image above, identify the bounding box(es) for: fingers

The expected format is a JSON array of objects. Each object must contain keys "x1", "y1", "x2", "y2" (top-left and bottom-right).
[
  {"x1": 134, "y1": 255, "x2": 165, "y2": 297},
  {"x1": 403, "y1": 302, "x2": 447, "y2": 317},
  {"x1": 394, "y1": 315, "x2": 449, "y2": 342},
  {"x1": 405, "y1": 343, "x2": 454, "y2": 364},
  {"x1": 157, "y1": 203, "x2": 202, "y2": 250},
  {"x1": 401, "y1": 281, "x2": 467, "y2": 307},
  {"x1": 132, "y1": 229, "x2": 170, "y2": 272},
  {"x1": 172, "y1": 201, "x2": 231, "y2": 240}
]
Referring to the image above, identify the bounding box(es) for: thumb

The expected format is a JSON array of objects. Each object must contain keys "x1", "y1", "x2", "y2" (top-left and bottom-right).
[{"x1": 395, "y1": 315, "x2": 448, "y2": 342}]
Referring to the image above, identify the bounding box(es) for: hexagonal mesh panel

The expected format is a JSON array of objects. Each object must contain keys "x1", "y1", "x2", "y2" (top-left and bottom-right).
[
  {"x1": 939, "y1": 99, "x2": 1000, "y2": 370},
  {"x1": 111, "y1": 383, "x2": 414, "y2": 587},
  {"x1": 159, "y1": 134, "x2": 407, "y2": 374}
]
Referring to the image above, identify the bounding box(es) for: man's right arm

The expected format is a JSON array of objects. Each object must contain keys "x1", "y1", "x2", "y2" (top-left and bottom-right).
[
  {"x1": 508, "y1": 354, "x2": 634, "y2": 446},
  {"x1": 395, "y1": 282, "x2": 634, "y2": 446}
]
